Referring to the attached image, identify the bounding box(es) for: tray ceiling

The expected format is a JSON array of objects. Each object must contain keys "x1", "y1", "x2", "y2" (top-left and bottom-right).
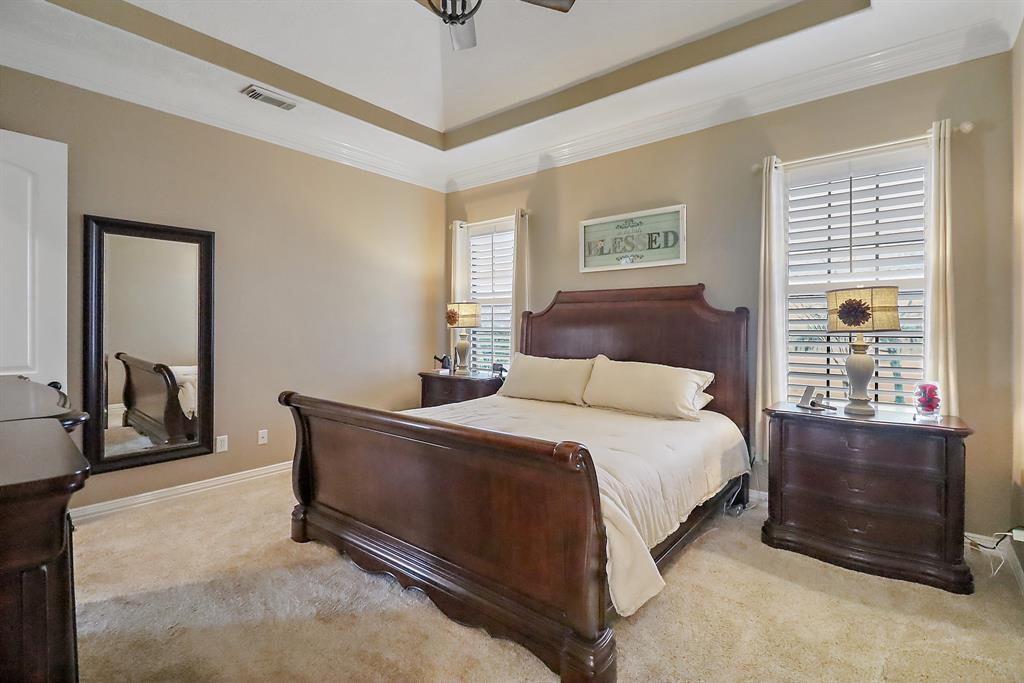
[
  {"x1": 2, "y1": 0, "x2": 1022, "y2": 191},
  {"x1": 128, "y1": 0, "x2": 448, "y2": 130},
  {"x1": 125, "y1": 0, "x2": 795, "y2": 131}
]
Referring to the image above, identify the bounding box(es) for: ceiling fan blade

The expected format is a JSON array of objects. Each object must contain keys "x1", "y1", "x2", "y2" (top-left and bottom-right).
[
  {"x1": 519, "y1": 0, "x2": 575, "y2": 12},
  {"x1": 449, "y1": 17, "x2": 477, "y2": 50}
]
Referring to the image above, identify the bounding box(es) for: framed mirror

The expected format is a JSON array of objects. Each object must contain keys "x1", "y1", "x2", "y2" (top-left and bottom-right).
[{"x1": 83, "y1": 216, "x2": 214, "y2": 473}]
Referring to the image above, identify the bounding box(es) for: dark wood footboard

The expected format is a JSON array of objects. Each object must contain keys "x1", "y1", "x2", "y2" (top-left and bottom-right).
[
  {"x1": 280, "y1": 284, "x2": 751, "y2": 682},
  {"x1": 280, "y1": 391, "x2": 616, "y2": 683},
  {"x1": 115, "y1": 353, "x2": 196, "y2": 445}
]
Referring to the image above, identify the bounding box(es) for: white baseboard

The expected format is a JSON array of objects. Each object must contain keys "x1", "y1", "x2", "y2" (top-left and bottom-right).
[
  {"x1": 70, "y1": 460, "x2": 291, "y2": 523},
  {"x1": 107, "y1": 402, "x2": 125, "y2": 424}
]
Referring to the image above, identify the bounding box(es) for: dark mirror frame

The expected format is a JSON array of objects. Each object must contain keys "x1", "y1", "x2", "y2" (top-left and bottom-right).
[{"x1": 82, "y1": 215, "x2": 215, "y2": 473}]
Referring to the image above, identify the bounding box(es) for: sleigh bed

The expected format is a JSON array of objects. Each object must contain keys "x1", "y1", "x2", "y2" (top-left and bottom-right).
[
  {"x1": 115, "y1": 352, "x2": 198, "y2": 445},
  {"x1": 280, "y1": 284, "x2": 750, "y2": 683}
]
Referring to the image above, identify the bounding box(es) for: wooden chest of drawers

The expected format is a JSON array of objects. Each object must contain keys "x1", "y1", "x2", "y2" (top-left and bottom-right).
[
  {"x1": 761, "y1": 403, "x2": 974, "y2": 593},
  {"x1": 419, "y1": 370, "x2": 503, "y2": 408},
  {"x1": 0, "y1": 377, "x2": 89, "y2": 682}
]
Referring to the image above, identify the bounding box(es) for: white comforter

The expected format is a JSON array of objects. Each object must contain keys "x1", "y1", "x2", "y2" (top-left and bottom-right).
[
  {"x1": 404, "y1": 395, "x2": 749, "y2": 616},
  {"x1": 168, "y1": 365, "x2": 198, "y2": 418}
]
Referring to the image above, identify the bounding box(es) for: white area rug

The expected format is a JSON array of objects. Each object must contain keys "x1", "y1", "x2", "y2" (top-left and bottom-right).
[{"x1": 73, "y1": 472, "x2": 1024, "y2": 682}]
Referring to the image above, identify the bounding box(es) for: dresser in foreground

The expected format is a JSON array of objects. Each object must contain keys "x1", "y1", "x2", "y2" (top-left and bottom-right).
[
  {"x1": 0, "y1": 377, "x2": 89, "y2": 682},
  {"x1": 761, "y1": 402, "x2": 973, "y2": 594}
]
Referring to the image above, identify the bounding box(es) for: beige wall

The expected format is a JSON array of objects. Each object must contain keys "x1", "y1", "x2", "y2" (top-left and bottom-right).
[
  {"x1": 447, "y1": 54, "x2": 1015, "y2": 535},
  {"x1": 0, "y1": 66, "x2": 447, "y2": 507},
  {"x1": 104, "y1": 235, "x2": 199, "y2": 404},
  {"x1": 1, "y1": 53, "x2": 1017, "y2": 535},
  {"x1": 1012, "y1": 24, "x2": 1024, "y2": 565}
]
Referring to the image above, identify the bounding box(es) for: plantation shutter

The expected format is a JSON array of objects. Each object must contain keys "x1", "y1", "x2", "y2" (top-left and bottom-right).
[
  {"x1": 785, "y1": 144, "x2": 928, "y2": 408},
  {"x1": 468, "y1": 216, "x2": 516, "y2": 373}
]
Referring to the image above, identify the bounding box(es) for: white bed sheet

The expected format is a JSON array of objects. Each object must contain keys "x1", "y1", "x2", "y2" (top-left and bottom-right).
[{"x1": 404, "y1": 395, "x2": 750, "y2": 616}]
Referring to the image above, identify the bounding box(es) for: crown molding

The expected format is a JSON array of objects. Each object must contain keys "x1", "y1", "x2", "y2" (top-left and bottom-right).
[
  {"x1": 441, "y1": 0, "x2": 871, "y2": 149},
  {"x1": 1, "y1": 10, "x2": 1014, "y2": 195},
  {"x1": 48, "y1": 0, "x2": 870, "y2": 150},
  {"x1": 0, "y1": 21, "x2": 444, "y2": 191},
  {"x1": 46, "y1": 0, "x2": 446, "y2": 149},
  {"x1": 444, "y1": 19, "x2": 1012, "y2": 191}
]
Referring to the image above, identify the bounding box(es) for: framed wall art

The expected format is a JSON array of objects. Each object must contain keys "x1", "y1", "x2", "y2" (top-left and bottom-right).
[{"x1": 579, "y1": 204, "x2": 686, "y2": 273}]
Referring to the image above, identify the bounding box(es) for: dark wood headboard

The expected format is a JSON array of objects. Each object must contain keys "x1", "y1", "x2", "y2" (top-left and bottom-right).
[{"x1": 520, "y1": 284, "x2": 750, "y2": 443}]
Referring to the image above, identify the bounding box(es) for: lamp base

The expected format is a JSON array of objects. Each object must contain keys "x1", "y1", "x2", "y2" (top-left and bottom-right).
[
  {"x1": 454, "y1": 332, "x2": 470, "y2": 375},
  {"x1": 844, "y1": 334, "x2": 876, "y2": 417},
  {"x1": 844, "y1": 398, "x2": 876, "y2": 416}
]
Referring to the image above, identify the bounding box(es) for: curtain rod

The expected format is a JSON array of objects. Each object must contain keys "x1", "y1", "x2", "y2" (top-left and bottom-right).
[{"x1": 750, "y1": 121, "x2": 974, "y2": 173}]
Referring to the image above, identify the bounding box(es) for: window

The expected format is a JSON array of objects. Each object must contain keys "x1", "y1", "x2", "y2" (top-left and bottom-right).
[
  {"x1": 785, "y1": 146, "x2": 928, "y2": 408},
  {"x1": 466, "y1": 217, "x2": 515, "y2": 373}
]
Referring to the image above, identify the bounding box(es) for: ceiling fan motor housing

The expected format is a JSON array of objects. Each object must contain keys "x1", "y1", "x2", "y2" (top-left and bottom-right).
[
  {"x1": 429, "y1": 0, "x2": 483, "y2": 25},
  {"x1": 426, "y1": 0, "x2": 574, "y2": 51}
]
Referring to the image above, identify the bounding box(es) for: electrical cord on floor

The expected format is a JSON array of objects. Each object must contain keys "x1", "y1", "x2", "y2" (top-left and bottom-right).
[
  {"x1": 724, "y1": 484, "x2": 756, "y2": 517},
  {"x1": 965, "y1": 532, "x2": 1013, "y2": 551},
  {"x1": 965, "y1": 531, "x2": 1014, "y2": 578}
]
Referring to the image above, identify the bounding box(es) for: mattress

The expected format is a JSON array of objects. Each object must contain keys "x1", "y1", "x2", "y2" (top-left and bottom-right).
[{"x1": 404, "y1": 395, "x2": 750, "y2": 616}]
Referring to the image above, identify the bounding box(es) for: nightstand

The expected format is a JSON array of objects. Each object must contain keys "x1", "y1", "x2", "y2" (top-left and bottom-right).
[
  {"x1": 419, "y1": 370, "x2": 503, "y2": 408},
  {"x1": 761, "y1": 402, "x2": 974, "y2": 593}
]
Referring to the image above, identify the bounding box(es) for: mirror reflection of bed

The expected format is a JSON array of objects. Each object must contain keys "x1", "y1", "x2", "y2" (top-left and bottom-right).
[{"x1": 102, "y1": 234, "x2": 199, "y2": 460}]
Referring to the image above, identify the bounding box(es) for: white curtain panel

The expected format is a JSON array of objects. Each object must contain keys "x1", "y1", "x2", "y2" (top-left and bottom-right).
[
  {"x1": 755, "y1": 156, "x2": 788, "y2": 461},
  {"x1": 925, "y1": 120, "x2": 959, "y2": 414},
  {"x1": 449, "y1": 220, "x2": 469, "y2": 355},
  {"x1": 450, "y1": 220, "x2": 470, "y2": 301},
  {"x1": 512, "y1": 210, "x2": 530, "y2": 353}
]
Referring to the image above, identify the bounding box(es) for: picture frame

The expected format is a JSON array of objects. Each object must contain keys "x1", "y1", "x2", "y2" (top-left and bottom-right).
[{"x1": 579, "y1": 204, "x2": 686, "y2": 273}]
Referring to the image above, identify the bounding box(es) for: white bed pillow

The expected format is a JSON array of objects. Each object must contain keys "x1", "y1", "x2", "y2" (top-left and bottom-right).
[
  {"x1": 695, "y1": 391, "x2": 714, "y2": 411},
  {"x1": 583, "y1": 354, "x2": 714, "y2": 419},
  {"x1": 497, "y1": 353, "x2": 595, "y2": 405}
]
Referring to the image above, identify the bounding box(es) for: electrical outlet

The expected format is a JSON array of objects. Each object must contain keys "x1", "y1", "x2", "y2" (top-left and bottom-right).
[
  {"x1": 1012, "y1": 527, "x2": 1024, "y2": 543},
  {"x1": 216, "y1": 435, "x2": 229, "y2": 453},
  {"x1": 257, "y1": 429, "x2": 268, "y2": 445}
]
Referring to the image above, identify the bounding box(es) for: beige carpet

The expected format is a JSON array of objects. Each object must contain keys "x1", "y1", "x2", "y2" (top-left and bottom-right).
[
  {"x1": 103, "y1": 426, "x2": 158, "y2": 459},
  {"x1": 74, "y1": 472, "x2": 1024, "y2": 682}
]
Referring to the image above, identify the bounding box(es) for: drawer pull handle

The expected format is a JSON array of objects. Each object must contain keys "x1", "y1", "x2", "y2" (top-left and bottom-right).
[
  {"x1": 841, "y1": 478, "x2": 868, "y2": 494},
  {"x1": 840, "y1": 436, "x2": 864, "y2": 453},
  {"x1": 841, "y1": 517, "x2": 873, "y2": 535}
]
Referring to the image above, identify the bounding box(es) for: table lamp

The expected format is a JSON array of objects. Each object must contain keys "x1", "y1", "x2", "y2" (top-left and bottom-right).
[
  {"x1": 825, "y1": 286, "x2": 901, "y2": 416},
  {"x1": 446, "y1": 302, "x2": 481, "y2": 375}
]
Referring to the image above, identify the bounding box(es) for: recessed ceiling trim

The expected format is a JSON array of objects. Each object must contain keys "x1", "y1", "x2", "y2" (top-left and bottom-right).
[
  {"x1": 47, "y1": 0, "x2": 870, "y2": 151},
  {"x1": 442, "y1": 0, "x2": 871, "y2": 149},
  {"x1": 5, "y1": 5, "x2": 1006, "y2": 195},
  {"x1": 45, "y1": 0, "x2": 447, "y2": 149},
  {"x1": 444, "y1": 19, "x2": 1010, "y2": 191},
  {"x1": 0, "y1": 48, "x2": 443, "y2": 190}
]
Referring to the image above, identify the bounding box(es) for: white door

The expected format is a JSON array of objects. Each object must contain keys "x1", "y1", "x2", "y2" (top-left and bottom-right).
[{"x1": 0, "y1": 130, "x2": 68, "y2": 389}]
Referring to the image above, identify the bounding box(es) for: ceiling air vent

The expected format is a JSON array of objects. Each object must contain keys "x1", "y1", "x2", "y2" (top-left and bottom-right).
[{"x1": 240, "y1": 85, "x2": 296, "y2": 111}]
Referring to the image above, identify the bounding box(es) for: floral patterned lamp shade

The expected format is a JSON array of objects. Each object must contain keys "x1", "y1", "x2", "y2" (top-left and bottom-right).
[
  {"x1": 823, "y1": 285, "x2": 901, "y2": 418},
  {"x1": 825, "y1": 286, "x2": 901, "y2": 333},
  {"x1": 446, "y1": 302, "x2": 481, "y2": 329}
]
